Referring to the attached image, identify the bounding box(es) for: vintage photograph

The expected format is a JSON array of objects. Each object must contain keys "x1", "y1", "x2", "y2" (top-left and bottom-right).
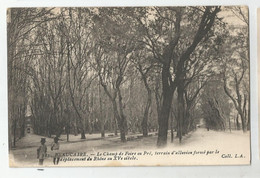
[{"x1": 8, "y1": 6, "x2": 250, "y2": 167}]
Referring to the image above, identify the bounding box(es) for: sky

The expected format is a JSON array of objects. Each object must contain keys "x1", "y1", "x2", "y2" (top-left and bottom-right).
[{"x1": 218, "y1": 6, "x2": 248, "y2": 26}]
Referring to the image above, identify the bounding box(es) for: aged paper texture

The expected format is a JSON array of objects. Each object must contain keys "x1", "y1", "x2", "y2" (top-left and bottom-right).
[
  {"x1": 257, "y1": 8, "x2": 260, "y2": 159},
  {"x1": 8, "y1": 6, "x2": 250, "y2": 167}
]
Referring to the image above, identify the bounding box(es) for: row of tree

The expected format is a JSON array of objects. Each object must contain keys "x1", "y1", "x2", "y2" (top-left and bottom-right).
[{"x1": 8, "y1": 6, "x2": 249, "y2": 148}]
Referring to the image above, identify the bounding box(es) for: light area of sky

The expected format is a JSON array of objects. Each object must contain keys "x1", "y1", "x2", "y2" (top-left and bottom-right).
[
  {"x1": 218, "y1": 6, "x2": 248, "y2": 26},
  {"x1": 50, "y1": 6, "x2": 247, "y2": 26}
]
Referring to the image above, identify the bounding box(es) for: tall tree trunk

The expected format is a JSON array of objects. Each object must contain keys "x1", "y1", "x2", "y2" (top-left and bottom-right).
[
  {"x1": 114, "y1": 116, "x2": 118, "y2": 136},
  {"x1": 112, "y1": 100, "x2": 126, "y2": 142},
  {"x1": 99, "y1": 81, "x2": 105, "y2": 138},
  {"x1": 20, "y1": 107, "x2": 25, "y2": 138},
  {"x1": 157, "y1": 61, "x2": 175, "y2": 147},
  {"x1": 81, "y1": 129, "x2": 86, "y2": 139},
  {"x1": 170, "y1": 108, "x2": 174, "y2": 143},
  {"x1": 236, "y1": 114, "x2": 240, "y2": 130},
  {"x1": 101, "y1": 122, "x2": 105, "y2": 138},
  {"x1": 154, "y1": 78, "x2": 162, "y2": 131},
  {"x1": 88, "y1": 117, "x2": 93, "y2": 135},
  {"x1": 157, "y1": 66, "x2": 174, "y2": 147},
  {"x1": 157, "y1": 91, "x2": 173, "y2": 147},
  {"x1": 228, "y1": 116, "x2": 231, "y2": 132},
  {"x1": 240, "y1": 111, "x2": 246, "y2": 132},
  {"x1": 118, "y1": 88, "x2": 127, "y2": 141},
  {"x1": 65, "y1": 109, "x2": 70, "y2": 142},
  {"x1": 177, "y1": 84, "x2": 185, "y2": 143},
  {"x1": 66, "y1": 125, "x2": 70, "y2": 142},
  {"x1": 233, "y1": 115, "x2": 236, "y2": 130},
  {"x1": 183, "y1": 109, "x2": 191, "y2": 135},
  {"x1": 13, "y1": 118, "x2": 16, "y2": 148},
  {"x1": 138, "y1": 65, "x2": 152, "y2": 137},
  {"x1": 142, "y1": 88, "x2": 152, "y2": 137},
  {"x1": 66, "y1": 40, "x2": 86, "y2": 139}
]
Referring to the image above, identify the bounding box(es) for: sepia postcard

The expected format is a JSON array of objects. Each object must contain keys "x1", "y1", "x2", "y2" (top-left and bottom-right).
[{"x1": 8, "y1": 6, "x2": 250, "y2": 167}]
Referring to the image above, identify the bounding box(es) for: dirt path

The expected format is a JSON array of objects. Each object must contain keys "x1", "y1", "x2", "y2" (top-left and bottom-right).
[{"x1": 9, "y1": 128, "x2": 250, "y2": 167}]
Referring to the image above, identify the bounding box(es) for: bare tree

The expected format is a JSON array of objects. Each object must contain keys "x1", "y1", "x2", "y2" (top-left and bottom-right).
[
  {"x1": 7, "y1": 8, "x2": 56, "y2": 148},
  {"x1": 136, "y1": 7, "x2": 221, "y2": 146}
]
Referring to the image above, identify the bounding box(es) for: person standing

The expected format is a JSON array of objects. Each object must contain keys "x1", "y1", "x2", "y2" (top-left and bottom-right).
[
  {"x1": 37, "y1": 138, "x2": 47, "y2": 165},
  {"x1": 51, "y1": 136, "x2": 60, "y2": 165}
]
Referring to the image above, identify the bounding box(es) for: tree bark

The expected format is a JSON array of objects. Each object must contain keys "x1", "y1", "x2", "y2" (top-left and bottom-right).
[
  {"x1": 118, "y1": 88, "x2": 127, "y2": 141},
  {"x1": 81, "y1": 130, "x2": 86, "y2": 139},
  {"x1": 111, "y1": 99, "x2": 126, "y2": 141},
  {"x1": 157, "y1": 91, "x2": 173, "y2": 147},
  {"x1": 236, "y1": 114, "x2": 240, "y2": 130},
  {"x1": 177, "y1": 83, "x2": 185, "y2": 143},
  {"x1": 13, "y1": 118, "x2": 16, "y2": 148},
  {"x1": 157, "y1": 65, "x2": 174, "y2": 147},
  {"x1": 99, "y1": 81, "x2": 105, "y2": 138},
  {"x1": 114, "y1": 116, "x2": 118, "y2": 136},
  {"x1": 141, "y1": 82, "x2": 152, "y2": 137},
  {"x1": 228, "y1": 116, "x2": 231, "y2": 132},
  {"x1": 156, "y1": 7, "x2": 220, "y2": 146},
  {"x1": 170, "y1": 108, "x2": 174, "y2": 143}
]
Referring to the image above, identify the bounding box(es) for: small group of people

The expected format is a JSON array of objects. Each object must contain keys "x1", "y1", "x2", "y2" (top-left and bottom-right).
[{"x1": 37, "y1": 136, "x2": 60, "y2": 165}]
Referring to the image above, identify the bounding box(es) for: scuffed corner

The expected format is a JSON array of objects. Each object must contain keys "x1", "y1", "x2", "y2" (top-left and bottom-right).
[{"x1": 9, "y1": 153, "x2": 17, "y2": 167}]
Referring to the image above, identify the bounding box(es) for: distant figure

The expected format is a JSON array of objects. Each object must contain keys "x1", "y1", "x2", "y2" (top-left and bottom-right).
[
  {"x1": 51, "y1": 136, "x2": 60, "y2": 165},
  {"x1": 37, "y1": 138, "x2": 47, "y2": 165}
]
